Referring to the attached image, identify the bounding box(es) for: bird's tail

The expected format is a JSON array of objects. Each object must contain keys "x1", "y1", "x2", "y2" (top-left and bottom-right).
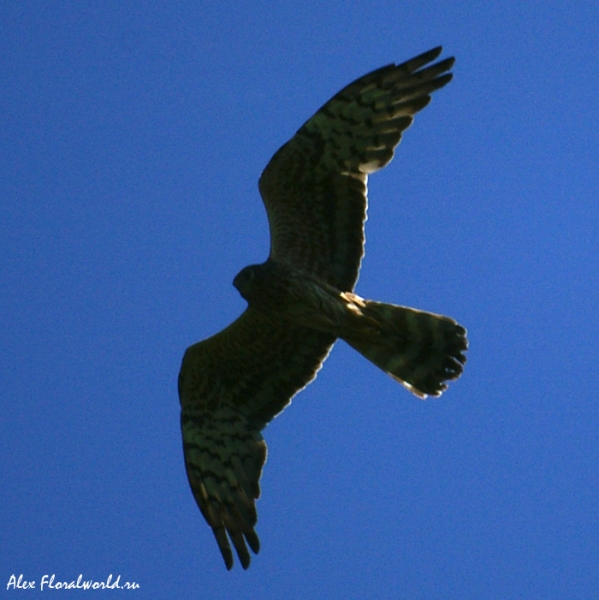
[{"x1": 340, "y1": 297, "x2": 467, "y2": 398}]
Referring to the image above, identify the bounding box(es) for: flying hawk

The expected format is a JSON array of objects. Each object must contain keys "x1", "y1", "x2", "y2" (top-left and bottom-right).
[{"x1": 178, "y1": 46, "x2": 467, "y2": 570}]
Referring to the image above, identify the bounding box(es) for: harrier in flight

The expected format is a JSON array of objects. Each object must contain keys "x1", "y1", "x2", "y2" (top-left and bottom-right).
[{"x1": 178, "y1": 46, "x2": 467, "y2": 570}]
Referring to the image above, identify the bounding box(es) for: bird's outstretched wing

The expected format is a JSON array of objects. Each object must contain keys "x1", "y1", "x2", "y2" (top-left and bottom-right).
[
  {"x1": 178, "y1": 308, "x2": 334, "y2": 569},
  {"x1": 179, "y1": 47, "x2": 459, "y2": 570},
  {"x1": 259, "y1": 46, "x2": 454, "y2": 291}
]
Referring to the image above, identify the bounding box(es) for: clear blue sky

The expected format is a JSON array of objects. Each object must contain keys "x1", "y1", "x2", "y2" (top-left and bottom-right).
[{"x1": 2, "y1": 2, "x2": 599, "y2": 598}]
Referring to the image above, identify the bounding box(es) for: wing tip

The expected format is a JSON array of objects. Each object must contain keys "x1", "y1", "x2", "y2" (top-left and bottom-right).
[
  {"x1": 396, "y1": 45, "x2": 455, "y2": 74},
  {"x1": 214, "y1": 524, "x2": 261, "y2": 571}
]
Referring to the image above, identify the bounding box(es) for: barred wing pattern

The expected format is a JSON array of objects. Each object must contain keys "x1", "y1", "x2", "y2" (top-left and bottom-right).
[
  {"x1": 179, "y1": 47, "x2": 460, "y2": 570},
  {"x1": 179, "y1": 308, "x2": 334, "y2": 569},
  {"x1": 260, "y1": 46, "x2": 454, "y2": 291}
]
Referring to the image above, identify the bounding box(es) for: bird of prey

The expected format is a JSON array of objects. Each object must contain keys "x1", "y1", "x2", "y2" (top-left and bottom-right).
[{"x1": 178, "y1": 46, "x2": 467, "y2": 570}]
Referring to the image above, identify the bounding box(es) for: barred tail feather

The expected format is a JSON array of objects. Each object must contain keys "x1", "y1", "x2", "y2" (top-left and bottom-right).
[{"x1": 342, "y1": 300, "x2": 467, "y2": 398}]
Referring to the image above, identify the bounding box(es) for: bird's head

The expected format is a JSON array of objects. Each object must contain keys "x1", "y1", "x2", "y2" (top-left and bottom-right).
[{"x1": 233, "y1": 264, "x2": 259, "y2": 301}]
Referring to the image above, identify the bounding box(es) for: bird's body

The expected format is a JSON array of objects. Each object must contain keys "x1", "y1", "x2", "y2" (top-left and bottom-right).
[
  {"x1": 233, "y1": 261, "x2": 370, "y2": 335},
  {"x1": 178, "y1": 46, "x2": 467, "y2": 570}
]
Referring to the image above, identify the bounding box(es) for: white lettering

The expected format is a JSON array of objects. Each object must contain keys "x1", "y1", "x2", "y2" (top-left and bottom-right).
[
  {"x1": 14, "y1": 572, "x2": 138, "y2": 591},
  {"x1": 6, "y1": 574, "x2": 35, "y2": 590},
  {"x1": 40, "y1": 574, "x2": 50, "y2": 591}
]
